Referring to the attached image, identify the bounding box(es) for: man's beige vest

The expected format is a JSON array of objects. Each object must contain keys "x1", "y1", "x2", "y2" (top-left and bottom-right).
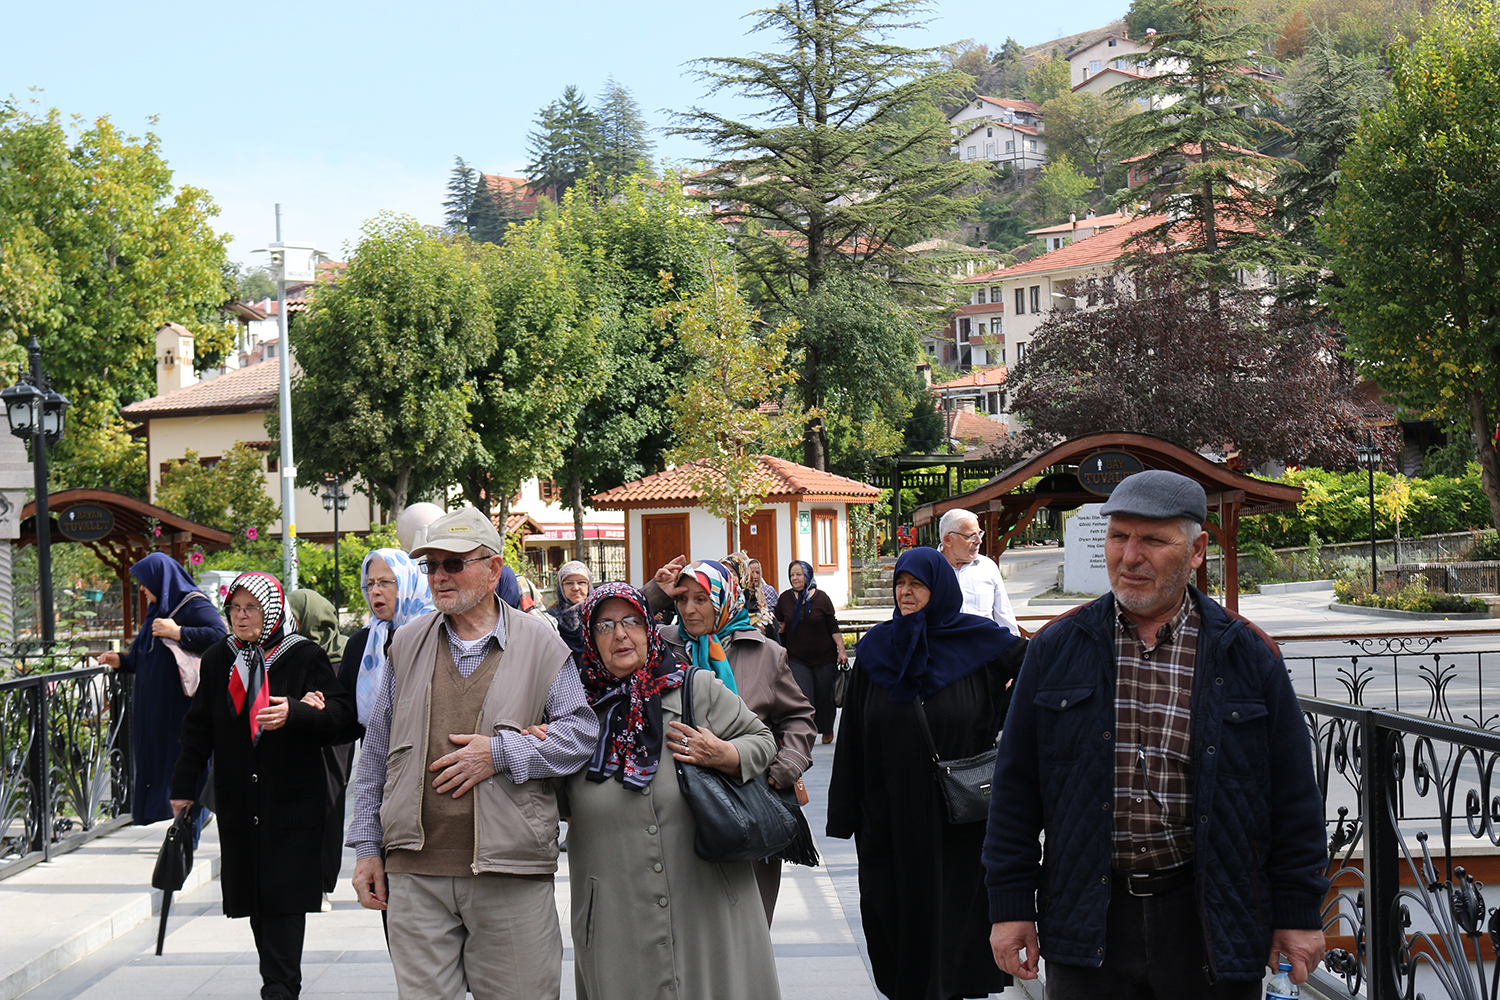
[{"x1": 379, "y1": 602, "x2": 566, "y2": 875}]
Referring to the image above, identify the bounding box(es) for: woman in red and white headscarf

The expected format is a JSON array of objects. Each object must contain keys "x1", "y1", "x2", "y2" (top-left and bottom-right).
[{"x1": 171, "y1": 571, "x2": 354, "y2": 1000}]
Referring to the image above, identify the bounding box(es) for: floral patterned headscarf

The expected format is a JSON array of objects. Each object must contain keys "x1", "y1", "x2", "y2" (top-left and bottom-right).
[
  {"x1": 675, "y1": 559, "x2": 754, "y2": 694},
  {"x1": 578, "y1": 583, "x2": 685, "y2": 789}
]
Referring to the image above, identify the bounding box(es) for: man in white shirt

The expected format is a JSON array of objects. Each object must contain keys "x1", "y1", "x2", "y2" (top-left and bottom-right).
[{"x1": 939, "y1": 509, "x2": 1020, "y2": 636}]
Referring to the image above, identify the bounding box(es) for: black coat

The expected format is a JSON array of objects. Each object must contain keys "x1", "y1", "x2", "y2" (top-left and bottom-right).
[
  {"x1": 826, "y1": 646, "x2": 1021, "y2": 1000},
  {"x1": 171, "y1": 635, "x2": 353, "y2": 918}
]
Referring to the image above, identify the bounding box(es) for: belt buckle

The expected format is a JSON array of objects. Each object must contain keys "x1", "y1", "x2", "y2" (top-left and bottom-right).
[{"x1": 1125, "y1": 870, "x2": 1156, "y2": 897}]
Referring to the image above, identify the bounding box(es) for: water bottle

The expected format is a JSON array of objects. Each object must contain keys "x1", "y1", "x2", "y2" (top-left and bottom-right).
[{"x1": 1265, "y1": 958, "x2": 1298, "y2": 1000}]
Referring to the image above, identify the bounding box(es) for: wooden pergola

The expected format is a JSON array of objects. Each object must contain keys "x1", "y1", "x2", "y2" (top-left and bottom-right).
[
  {"x1": 19, "y1": 489, "x2": 233, "y2": 641},
  {"x1": 910, "y1": 432, "x2": 1304, "y2": 612}
]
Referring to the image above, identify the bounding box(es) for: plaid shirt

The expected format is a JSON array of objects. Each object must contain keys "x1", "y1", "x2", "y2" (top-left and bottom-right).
[{"x1": 1112, "y1": 591, "x2": 1199, "y2": 870}]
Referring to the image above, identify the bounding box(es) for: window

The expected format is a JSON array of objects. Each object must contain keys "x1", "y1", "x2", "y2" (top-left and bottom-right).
[
  {"x1": 990, "y1": 317, "x2": 1002, "y2": 337},
  {"x1": 539, "y1": 479, "x2": 563, "y2": 504},
  {"x1": 1115, "y1": 59, "x2": 1127, "y2": 69},
  {"x1": 986, "y1": 142, "x2": 995, "y2": 158},
  {"x1": 1026, "y1": 139, "x2": 1038, "y2": 152},
  {"x1": 1005, "y1": 140, "x2": 1015, "y2": 152},
  {"x1": 1053, "y1": 237, "x2": 1063, "y2": 250},
  {"x1": 975, "y1": 288, "x2": 986, "y2": 304},
  {"x1": 1108, "y1": 37, "x2": 1117, "y2": 46},
  {"x1": 997, "y1": 349, "x2": 1006, "y2": 366},
  {"x1": 1089, "y1": 59, "x2": 1103, "y2": 72},
  {"x1": 990, "y1": 285, "x2": 1001, "y2": 302},
  {"x1": 1014, "y1": 288, "x2": 1026, "y2": 315},
  {"x1": 986, "y1": 127, "x2": 993, "y2": 137},
  {"x1": 987, "y1": 392, "x2": 1000, "y2": 414},
  {"x1": 813, "y1": 511, "x2": 839, "y2": 571},
  {"x1": 1030, "y1": 286, "x2": 1041, "y2": 313},
  {"x1": 967, "y1": 146, "x2": 977, "y2": 159},
  {"x1": 959, "y1": 317, "x2": 971, "y2": 336},
  {"x1": 1016, "y1": 341, "x2": 1028, "y2": 362}
]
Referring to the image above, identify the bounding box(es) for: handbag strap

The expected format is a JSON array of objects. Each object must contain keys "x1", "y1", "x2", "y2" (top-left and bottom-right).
[
  {"x1": 912, "y1": 699, "x2": 943, "y2": 765},
  {"x1": 680, "y1": 665, "x2": 698, "y2": 729},
  {"x1": 167, "y1": 591, "x2": 209, "y2": 619}
]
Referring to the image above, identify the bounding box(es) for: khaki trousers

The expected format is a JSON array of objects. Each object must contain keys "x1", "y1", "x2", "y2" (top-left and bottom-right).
[{"x1": 387, "y1": 872, "x2": 561, "y2": 1000}]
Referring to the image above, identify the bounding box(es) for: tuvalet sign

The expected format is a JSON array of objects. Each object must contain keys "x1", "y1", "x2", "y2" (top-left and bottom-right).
[
  {"x1": 58, "y1": 503, "x2": 115, "y2": 542},
  {"x1": 1078, "y1": 451, "x2": 1144, "y2": 496}
]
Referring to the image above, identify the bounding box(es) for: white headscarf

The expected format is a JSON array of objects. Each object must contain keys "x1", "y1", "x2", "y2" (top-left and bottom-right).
[{"x1": 355, "y1": 548, "x2": 434, "y2": 724}]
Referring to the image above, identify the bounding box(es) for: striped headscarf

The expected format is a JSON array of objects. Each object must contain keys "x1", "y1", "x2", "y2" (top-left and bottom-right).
[
  {"x1": 676, "y1": 559, "x2": 753, "y2": 694},
  {"x1": 578, "y1": 583, "x2": 685, "y2": 789},
  {"x1": 226, "y1": 572, "x2": 306, "y2": 744},
  {"x1": 356, "y1": 549, "x2": 434, "y2": 725}
]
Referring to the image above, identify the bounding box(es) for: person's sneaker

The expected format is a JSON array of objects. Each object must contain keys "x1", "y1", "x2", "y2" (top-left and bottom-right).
[{"x1": 321, "y1": 892, "x2": 332, "y2": 913}]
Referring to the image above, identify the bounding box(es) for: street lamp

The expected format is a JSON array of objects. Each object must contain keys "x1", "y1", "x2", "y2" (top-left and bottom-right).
[
  {"x1": 320, "y1": 475, "x2": 350, "y2": 606},
  {"x1": 1, "y1": 337, "x2": 69, "y2": 644},
  {"x1": 1356, "y1": 433, "x2": 1380, "y2": 594}
]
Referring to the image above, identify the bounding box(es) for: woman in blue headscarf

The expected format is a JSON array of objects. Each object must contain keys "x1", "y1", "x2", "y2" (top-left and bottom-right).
[
  {"x1": 97, "y1": 551, "x2": 228, "y2": 824},
  {"x1": 774, "y1": 559, "x2": 847, "y2": 743},
  {"x1": 826, "y1": 547, "x2": 1027, "y2": 1000}
]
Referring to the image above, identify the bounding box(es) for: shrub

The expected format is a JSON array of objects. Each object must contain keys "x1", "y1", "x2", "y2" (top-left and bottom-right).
[
  {"x1": 1460, "y1": 530, "x2": 1500, "y2": 561},
  {"x1": 1334, "y1": 575, "x2": 1487, "y2": 614}
]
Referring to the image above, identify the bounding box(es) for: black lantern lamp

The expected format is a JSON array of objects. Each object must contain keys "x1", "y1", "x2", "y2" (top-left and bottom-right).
[
  {"x1": 320, "y1": 475, "x2": 350, "y2": 606},
  {"x1": 3, "y1": 336, "x2": 70, "y2": 645}
]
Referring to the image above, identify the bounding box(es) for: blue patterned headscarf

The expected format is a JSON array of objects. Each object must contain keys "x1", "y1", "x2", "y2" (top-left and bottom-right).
[
  {"x1": 355, "y1": 548, "x2": 433, "y2": 724},
  {"x1": 785, "y1": 559, "x2": 818, "y2": 636}
]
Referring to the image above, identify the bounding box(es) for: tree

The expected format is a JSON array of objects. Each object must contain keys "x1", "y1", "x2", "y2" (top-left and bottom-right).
[
  {"x1": 524, "y1": 85, "x2": 601, "y2": 203},
  {"x1": 0, "y1": 102, "x2": 232, "y2": 496},
  {"x1": 234, "y1": 263, "x2": 277, "y2": 302},
  {"x1": 156, "y1": 444, "x2": 279, "y2": 541},
  {"x1": 989, "y1": 38, "x2": 1030, "y2": 100},
  {"x1": 1126, "y1": 0, "x2": 1190, "y2": 39},
  {"x1": 1326, "y1": 0, "x2": 1500, "y2": 528},
  {"x1": 284, "y1": 213, "x2": 494, "y2": 514},
  {"x1": 1039, "y1": 91, "x2": 1134, "y2": 187},
  {"x1": 657, "y1": 258, "x2": 806, "y2": 550},
  {"x1": 1027, "y1": 154, "x2": 1097, "y2": 222},
  {"x1": 596, "y1": 78, "x2": 655, "y2": 180},
  {"x1": 1001, "y1": 260, "x2": 1372, "y2": 468},
  {"x1": 468, "y1": 175, "x2": 527, "y2": 244},
  {"x1": 461, "y1": 222, "x2": 605, "y2": 532},
  {"x1": 443, "y1": 156, "x2": 478, "y2": 233},
  {"x1": 543, "y1": 174, "x2": 717, "y2": 548},
  {"x1": 1108, "y1": 0, "x2": 1288, "y2": 294},
  {"x1": 1026, "y1": 50, "x2": 1072, "y2": 105},
  {"x1": 672, "y1": 0, "x2": 982, "y2": 468}
]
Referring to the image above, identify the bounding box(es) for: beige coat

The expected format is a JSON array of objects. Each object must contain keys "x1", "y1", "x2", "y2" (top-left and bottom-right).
[{"x1": 561, "y1": 672, "x2": 781, "y2": 1000}]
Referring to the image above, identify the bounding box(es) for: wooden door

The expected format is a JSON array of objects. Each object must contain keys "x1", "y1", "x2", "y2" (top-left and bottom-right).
[
  {"x1": 642, "y1": 513, "x2": 689, "y2": 585},
  {"x1": 730, "y1": 509, "x2": 778, "y2": 589}
]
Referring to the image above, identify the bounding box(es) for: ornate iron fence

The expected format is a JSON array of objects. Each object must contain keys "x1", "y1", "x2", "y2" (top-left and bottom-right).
[{"x1": 0, "y1": 662, "x2": 132, "y2": 879}]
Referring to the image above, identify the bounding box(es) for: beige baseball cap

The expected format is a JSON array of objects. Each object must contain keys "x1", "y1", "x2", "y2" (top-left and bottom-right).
[{"x1": 408, "y1": 506, "x2": 503, "y2": 559}]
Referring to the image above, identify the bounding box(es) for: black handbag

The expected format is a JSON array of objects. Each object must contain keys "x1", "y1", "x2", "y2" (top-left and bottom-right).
[
  {"x1": 674, "y1": 666, "x2": 799, "y2": 863},
  {"x1": 913, "y1": 700, "x2": 998, "y2": 825},
  {"x1": 151, "y1": 805, "x2": 197, "y2": 955}
]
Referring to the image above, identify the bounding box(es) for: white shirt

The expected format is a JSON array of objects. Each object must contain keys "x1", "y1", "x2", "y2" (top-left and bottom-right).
[{"x1": 954, "y1": 554, "x2": 1019, "y2": 636}]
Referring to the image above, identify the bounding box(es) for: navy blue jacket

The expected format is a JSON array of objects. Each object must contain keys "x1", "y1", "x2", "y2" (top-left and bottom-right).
[{"x1": 982, "y1": 588, "x2": 1328, "y2": 981}]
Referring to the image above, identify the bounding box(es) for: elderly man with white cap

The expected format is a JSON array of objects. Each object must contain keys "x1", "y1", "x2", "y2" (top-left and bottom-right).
[
  {"x1": 347, "y1": 507, "x2": 599, "y2": 1000},
  {"x1": 984, "y1": 470, "x2": 1328, "y2": 999}
]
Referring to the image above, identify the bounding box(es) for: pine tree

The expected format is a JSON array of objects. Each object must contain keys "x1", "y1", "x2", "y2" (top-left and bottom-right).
[
  {"x1": 443, "y1": 156, "x2": 477, "y2": 233},
  {"x1": 596, "y1": 77, "x2": 655, "y2": 179},
  {"x1": 525, "y1": 85, "x2": 602, "y2": 202},
  {"x1": 469, "y1": 176, "x2": 526, "y2": 245}
]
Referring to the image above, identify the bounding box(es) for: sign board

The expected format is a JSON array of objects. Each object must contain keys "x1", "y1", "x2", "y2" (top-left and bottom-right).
[
  {"x1": 798, "y1": 510, "x2": 811, "y2": 534},
  {"x1": 1078, "y1": 451, "x2": 1144, "y2": 495},
  {"x1": 1062, "y1": 503, "x2": 1111, "y2": 595},
  {"x1": 58, "y1": 503, "x2": 116, "y2": 542}
]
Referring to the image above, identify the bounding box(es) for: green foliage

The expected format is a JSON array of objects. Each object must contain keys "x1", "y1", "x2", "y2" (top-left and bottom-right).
[
  {"x1": 595, "y1": 78, "x2": 655, "y2": 180},
  {"x1": 525, "y1": 85, "x2": 602, "y2": 203},
  {"x1": 1460, "y1": 530, "x2": 1500, "y2": 561},
  {"x1": 442, "y1": 156, "x2": 478, "y2": 233},
  {"x1": 1028, "y1": 154, "x2": 1097, "y2": 221},
  {"x1": 281, "y1": 213, "x2": 494, "y2": 514},
  {"x1": 1025, "y1": 51, "x2": 1072, "y2": 105},
  {"x1": 1127, "y1": 0, "x2": 1191, "y2": 38},
  {"x1": 1334, "y1": 574, "x2": 1487, "y2": 614},
  {"x1": 156, "y1": 444, "x2": 279, "y2": 543},
  {"x1": 1238, "y1": 466, "x2": 1494, "y2": 548},
  {"x1": 233, "y1": 264, "x2": 277, "y2": 303},
  {"x1": 198, "y1": 522, "x2": 401, "y2": 612},
  {"x1": 1325, "y1": 0, "x2": 1500, "y2": 529},
  {"x1": 0, "y1": 101, "x2": 232, "y2": 493},
  {"x1": 1039, "y1": 91, "x2": 1133, "y2": 187}
]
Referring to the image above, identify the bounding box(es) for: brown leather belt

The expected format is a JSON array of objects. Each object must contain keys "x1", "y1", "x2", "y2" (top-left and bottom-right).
[{"x1": 1115, "y1": 864, "x2": 1193, "y2": 897}]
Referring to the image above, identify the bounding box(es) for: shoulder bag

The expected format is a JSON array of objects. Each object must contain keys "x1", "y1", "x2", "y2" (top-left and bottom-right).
[
  {"x1": 913, "y1": 699, "x2": 998, "y2": 825},
  {"x1": 160, "y1": 592, "x2": 213, "y2": 697},
  {"x1": 673, "y1": 666, "x2": 799, "y2": 863}
]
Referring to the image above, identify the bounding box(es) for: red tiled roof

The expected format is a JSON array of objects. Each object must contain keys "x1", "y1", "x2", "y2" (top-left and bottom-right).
[
  {"x1": 934, "y1": 366, "x2": 1007, "y2": 390},
  {"x1": 592, "y1": 455, "x2": 880, "y2": 509},
  {"x1": 970, "y1": 214, "x2": 1164, "y2": 281},
  {"x1": 480, "y1": 174, "x2": 540, "y2": 216},
  {"x1": 948, "y1": 410, "x2": 1008, "y2": 446},
  {"x1": 957, "y1": 120, "x2": 1042, "y2": 138},
  {"x1": 121, "y1": 360, "x2": 280, "y2": 420},
  {"x1": 977, "y1": 96, "x2": 1041, "y2": 115},
  {"x1": 1027, "y1": 211, "x2": 1133, "y2": 235},
  {"x1": 499, "y1": 511, "x2": 545, "y2": 537}
]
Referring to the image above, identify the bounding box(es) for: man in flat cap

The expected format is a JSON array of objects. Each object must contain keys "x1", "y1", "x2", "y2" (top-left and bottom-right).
[
  {"x1": 347, "y1": 507, "x2": 599, "y2": 1000},
  {"x1": 984, "y1": 470, "x2": 1327, "y2": 998}
]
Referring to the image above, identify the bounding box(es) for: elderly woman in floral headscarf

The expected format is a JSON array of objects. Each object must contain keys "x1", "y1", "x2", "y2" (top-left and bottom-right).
[
  {"x1": 644, "y1": 556, "x2": 815, "y2": 923},
  {"x1": 559, "y1": 582, "x2": 780, "y2": 1000},
  {"x1": 171, "y1": 572, "x2": 353, "y2": 1000}
]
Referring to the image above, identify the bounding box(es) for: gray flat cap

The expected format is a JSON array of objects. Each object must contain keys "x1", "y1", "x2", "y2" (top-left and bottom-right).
[{"x1": 1099, "y1": 470, "x2": 1207, "y2": 523}]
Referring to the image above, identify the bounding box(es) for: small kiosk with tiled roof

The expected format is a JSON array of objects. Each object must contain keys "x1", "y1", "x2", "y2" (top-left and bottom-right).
[{"x1": 591, "y1": 456, "x2": 881, "y2": 607}]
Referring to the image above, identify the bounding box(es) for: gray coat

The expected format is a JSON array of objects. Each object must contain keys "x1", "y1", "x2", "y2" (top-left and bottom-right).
[{"x1": 561, "y1": 671, "x2": 781, "y2": 1000}]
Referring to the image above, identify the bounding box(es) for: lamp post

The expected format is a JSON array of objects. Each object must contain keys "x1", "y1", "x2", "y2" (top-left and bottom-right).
[
  {"x1": 1356, "y1": 434, "x2": 1379, "y2": 594},
  {"x1": 1, "y1": 337, "x2": 69, "y2": 644},
  {"x1": 321, "y1": 475, "x2": 350, "y2": 606}
]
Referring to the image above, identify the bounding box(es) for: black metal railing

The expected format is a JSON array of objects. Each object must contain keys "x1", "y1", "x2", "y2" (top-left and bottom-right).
[{"x1": 0, "y1": 662, "x2": 133, "y2": 879}]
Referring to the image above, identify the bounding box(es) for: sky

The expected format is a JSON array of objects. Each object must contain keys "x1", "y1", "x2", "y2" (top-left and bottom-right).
[{"x1": 4, "y1": 0, "x2": 1127, "y2": 267}]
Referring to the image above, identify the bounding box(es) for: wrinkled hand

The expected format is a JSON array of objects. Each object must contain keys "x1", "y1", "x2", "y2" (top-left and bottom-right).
[
  {"x1": 170, "y1": 798, "x2": 193, "y2": 819},
  {"x1": 300, "y1": 690, "x2": 326, "y2": 710},
  {"x1": 430, "y1": 733, "x2": 496, "y2": 797},
  {"x1": 1269, "y1": 928, "x2": 1327, "y2": 983},
  {"x1": 668, "y1": 720, "x2": 740, "y2": 776},
  {"x1": 96, "y1": 651, "x2": 121, "y2": 670},
  {"x1": 653, "y1": 555, "x2": 689, "y2": 597},
  {"x1": 991, "y1": 921, "x2": 1040, "y2": 980},
  {"x1": 151, "y1": 617, "x2": 183, "y2": 641},
  {"x1": 255, "y1": 695, "x2": 290, "y2": 731},
  {"x1": 352, "y1": 855, "x2": 387, "y2": 911}
]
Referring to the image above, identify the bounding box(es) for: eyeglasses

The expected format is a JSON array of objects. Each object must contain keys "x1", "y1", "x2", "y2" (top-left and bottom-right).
[
  {"x1": 949, "y1": 529, "x2": 984, "y2": 543},
  {"x1": 363, "y1": 577, "x2": 398, "y2": 593},
  {"x1": 592, "y1": 615, "x2": 647, "y2": 637},
  {"x1": 418, "y1": 555, "x2": 491, "y2": 575},
  {"x1": 228, "y1": 604, "x2": 262, "y2": 618}
]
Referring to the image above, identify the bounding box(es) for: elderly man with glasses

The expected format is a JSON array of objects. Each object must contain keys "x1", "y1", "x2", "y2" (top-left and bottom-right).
[
  {"x1": 938, "y1": 509, "x2": 1020, "y2": 637},
  {"x1": 346, "y1": 507, "x2": 599, "y2": 1000}
]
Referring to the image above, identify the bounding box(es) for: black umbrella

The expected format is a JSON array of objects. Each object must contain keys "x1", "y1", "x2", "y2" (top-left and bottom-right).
[{"x1": 150, "y1": 807, "x2": 197, "y2": 956}]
